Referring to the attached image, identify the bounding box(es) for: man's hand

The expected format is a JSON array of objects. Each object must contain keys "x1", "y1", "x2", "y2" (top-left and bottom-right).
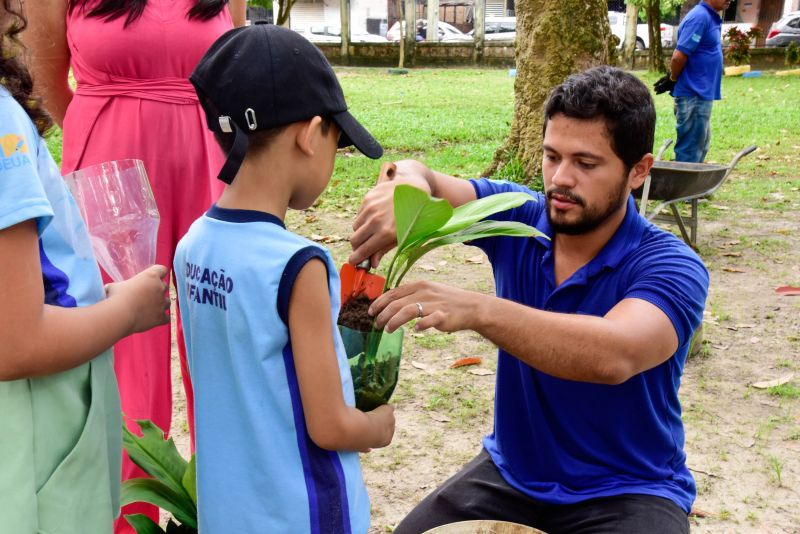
[
  {"x1": 369, "y1": 280, "x2": 484, "y2": 334},
  {"x1": 348, "y1": 161, "x2": 432, "y2": 267},
  {"x1": 653, "y1": 74, "x2": 677, "y2": 95}
]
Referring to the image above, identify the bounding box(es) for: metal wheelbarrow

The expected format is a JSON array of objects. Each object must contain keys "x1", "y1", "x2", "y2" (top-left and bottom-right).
[{"x1": 633, "y1": 139, "x2": 757, "y2": 248}]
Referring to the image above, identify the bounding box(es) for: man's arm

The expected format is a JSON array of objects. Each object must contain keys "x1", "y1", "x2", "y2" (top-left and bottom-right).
[
  {"x1": 349, "y1": 160, "x2": 476, "y2": 267},
  {"x1": 669, "y1": 49, "x2": 689, "y2": 81},
  {"x1": 228, "y1": 0, "x2": 247, "y2": 27},
  {"x1": 369, "y1": 282, "x2": 679, "y2": 385}
]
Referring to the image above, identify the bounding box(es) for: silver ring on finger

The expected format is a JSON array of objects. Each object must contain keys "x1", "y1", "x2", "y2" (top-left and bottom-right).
[{"x1": 415, "y1": 302, "x2": 424, "y2": 318}]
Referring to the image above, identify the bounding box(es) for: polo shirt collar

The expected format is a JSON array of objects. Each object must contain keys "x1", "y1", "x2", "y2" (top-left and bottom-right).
[
  {"x1": 537, "y1": 194, "x2": 647, "y2": 275},
  {"x1": 700, "y1": 1, "x2": 723, "y2": 22}
]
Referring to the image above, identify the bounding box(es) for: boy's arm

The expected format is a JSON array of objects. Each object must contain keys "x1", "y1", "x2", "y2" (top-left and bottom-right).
[
  {"x1": 0, "y1": 221, "x2": 170, "y2": 380},
  {"x1": 348, "y1": 160, "x2": 477, "y2": 267},
  {"x1": 289, "y1": 258, "x2": 394, "y2": 452}
]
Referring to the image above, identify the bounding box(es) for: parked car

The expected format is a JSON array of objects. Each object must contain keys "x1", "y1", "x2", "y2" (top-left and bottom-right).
[
  {"x1": 386, "y1": 20, "x2": 473, "y2": 42},
  {"x1": 608, "y1": 11, "x2": 674, "y2": 49},
  {"x1": 297, "y1": 25, "x2": 387, "y2": 43},
  {"x1": 468, "y1": 16, "x2": 516, "y2": 41},
  {"x1": 766, "y1": 11, "x2": 800, "y2": 47}
]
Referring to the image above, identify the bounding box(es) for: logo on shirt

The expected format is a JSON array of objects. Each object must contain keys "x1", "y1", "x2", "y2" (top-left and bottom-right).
[
  {"x1": 691, "y1": 33, "x2": 702, "y2": 43},
  {"x1": 184, "y1": 262, "x2": 234, "y2": 311},
  {"x1": 0, "y1": 133, "x2": 32, "y2": 171}
]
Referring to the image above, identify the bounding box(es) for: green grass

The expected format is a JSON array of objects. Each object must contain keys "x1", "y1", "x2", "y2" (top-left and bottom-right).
[{"x1": 47, "y1": 68, "x2": 800, "y2": 209}]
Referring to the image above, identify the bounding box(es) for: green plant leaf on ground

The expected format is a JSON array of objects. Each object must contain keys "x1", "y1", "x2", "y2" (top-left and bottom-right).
[
  {"x1": 429, "y1": 192, "x2": 536, "y2": 238},
  {"x1": 122, "y1": 420, "x2": 194, "y2": 517},
  {"x1": 124, "y1": 514, "x2": 166, "y2": 534},
  {"x1": 393, "y1": 185, "x2": 453, "y2": 253},
  {"x1": 182, "y1": 455, "x2": 197, "y2": 505},
  {"x1": 121, "y1": 478, "x2": 198, "y2": 529}
]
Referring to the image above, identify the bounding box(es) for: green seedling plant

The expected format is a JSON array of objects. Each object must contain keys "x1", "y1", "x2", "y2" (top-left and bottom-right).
[
  {"x1": 121, "y1": 420, "x2": 197, "y2": 534},
  {"x1": 349, "y1": 184, "x2": 546, "y2": 410}
]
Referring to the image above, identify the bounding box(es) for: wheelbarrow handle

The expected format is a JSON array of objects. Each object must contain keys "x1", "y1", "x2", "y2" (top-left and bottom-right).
[
  {"x1": 656, "y1": 138, "x2": 673, "y2": 161},
  {"x1": 728, "y1": 145, "x2": 758, "y2": 169}
]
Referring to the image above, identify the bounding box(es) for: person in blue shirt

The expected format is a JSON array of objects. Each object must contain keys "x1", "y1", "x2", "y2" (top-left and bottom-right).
[
  {"x1": 175, "y1": 25, "x2": 395, "y2": 533},
  {"x1": 349, "y1": 66, "x2": 709, "y2": 533},
  {"x1": 654, "y1": 0, "x2": 730, "y2": 162},
  {"x1": 0, "y1": 3, "x2": 170, "y2": 531}
]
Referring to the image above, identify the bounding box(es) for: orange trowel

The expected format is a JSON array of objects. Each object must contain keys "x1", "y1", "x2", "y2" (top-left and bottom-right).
[{"x1": 340, "y1": 259, "x2": 385, "y2": 305}]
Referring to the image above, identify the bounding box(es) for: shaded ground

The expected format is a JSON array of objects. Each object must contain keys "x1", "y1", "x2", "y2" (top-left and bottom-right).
[{"x1": 169, "y1": 199, "x2": 799, "y2": 533}]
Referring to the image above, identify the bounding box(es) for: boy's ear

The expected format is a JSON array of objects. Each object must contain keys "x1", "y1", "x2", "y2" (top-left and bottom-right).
[
  {"x1": 628, "y1": 153, "x2": 654, "y2": 191},
  {"x1": 295, "y1": 116, "x2": 324, "y2": 157}
]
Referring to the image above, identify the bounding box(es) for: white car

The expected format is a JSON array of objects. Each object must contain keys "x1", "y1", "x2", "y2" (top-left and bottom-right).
[
  {"x1": 298, "y1": 25, "x2": 387, "y2": 43},
  {"x1": 476, "y1": 16, "x2": 516, "y2": 42},
  {"x1": 608, "y1": 11, "x2": 674, "y2": 49},
  {"x1": 386, "y1": 20, "x2": 473, "y2": 42}
]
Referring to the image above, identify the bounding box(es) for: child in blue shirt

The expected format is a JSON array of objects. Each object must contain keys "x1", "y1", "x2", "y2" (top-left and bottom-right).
[
  {"x1": 0, "y1": 5, "x2": 170, "y2": 532},
  {"x1": 175, "y1": 25, "x2": 395, "y2": 532}
]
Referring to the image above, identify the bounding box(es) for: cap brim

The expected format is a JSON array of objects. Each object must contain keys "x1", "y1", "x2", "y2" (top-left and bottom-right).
[{"x1": 333, "y1": 111, "x2": 383, "y2": 159}]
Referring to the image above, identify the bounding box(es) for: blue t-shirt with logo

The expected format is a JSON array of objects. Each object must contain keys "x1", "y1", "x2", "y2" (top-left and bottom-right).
[
  {"x1": 174, "y1": 205, "x2": 370, "y2": 533},
  {"x1": 469, "y1": 179, "x2": 709, "y2": 513},
  {"x1": 0, "y1": 87, "x2": 121, "y2": 532},
  {"x1": 673, "y1": 1, "x2": 724, "y2": 100}
]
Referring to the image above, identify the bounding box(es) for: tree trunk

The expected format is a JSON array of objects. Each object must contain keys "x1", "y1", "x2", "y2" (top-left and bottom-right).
[
  {"x1": 397, "y1": 0, "x2": 405, "y2": 68},
  {"x1": 486, "y1": 0, "x2": 615, "y2": 182},
  {"x1": 646, "y1": 0, "x2": 666, "y2": 72},
  {"x1": 622, "y1": 1, "x2": 639, "y2": 69},
  {"x1": 276, "y1": 0, "x2": 296, "y2": 27},
  {"x1": 680, "y1": 0, "x2": 701, "y2": 21}
]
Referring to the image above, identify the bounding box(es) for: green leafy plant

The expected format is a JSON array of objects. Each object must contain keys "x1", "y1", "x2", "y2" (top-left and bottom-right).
[
  {"x1": 786, "y1": 42, "x2": 800, "y2": 67},
  {"x1": 725, "y1": 26, "x2": 763, "y2": 66},
  {"x1": 346, "y1": 185, "x2": 546, "y2": 410},
  {"x1": 121, "y1": 420, "x2": 197, "y2": 534},
  {"x1": 383, "y1": 185, "x2": 547, "y2": 291}
]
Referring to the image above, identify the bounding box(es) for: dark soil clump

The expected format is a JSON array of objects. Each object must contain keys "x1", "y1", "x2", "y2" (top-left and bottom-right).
[{"x1": 338, "y1": 295, "x2": 375, "y2": 332}]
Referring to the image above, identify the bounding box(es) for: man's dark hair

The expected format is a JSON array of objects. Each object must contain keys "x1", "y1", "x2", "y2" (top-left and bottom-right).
[{"x1": 543, "y1": 66, "x2": 656, "y2": 171}]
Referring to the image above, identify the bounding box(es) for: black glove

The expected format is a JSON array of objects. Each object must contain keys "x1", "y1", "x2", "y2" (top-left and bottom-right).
[{"x1": 653, "y1": 74, "x2": 677, "y2": 95}]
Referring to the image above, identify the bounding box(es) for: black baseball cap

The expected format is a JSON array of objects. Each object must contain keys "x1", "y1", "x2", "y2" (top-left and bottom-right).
[{"x1": 190, "y1": 24, "x2": 383, "y2": 184}]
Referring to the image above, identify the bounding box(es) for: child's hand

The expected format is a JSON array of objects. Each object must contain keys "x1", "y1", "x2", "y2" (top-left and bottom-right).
[
  {"x1": 105, "y1": 265, "x2": 170, "y2": 334},
  {"x1": 364, "y1": 404, "x2": 395, "y2": 451}
]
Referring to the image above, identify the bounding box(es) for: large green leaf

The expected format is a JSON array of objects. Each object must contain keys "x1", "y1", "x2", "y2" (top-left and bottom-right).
[
  {"x1": 182, "y1": 455, "x2": 197, "y2": 506},
  {"x1": 121, "y1": 478, "x2": 197, "y2": 529},
  {"x1": 122, "y1": 420, "x2": 193, "y2": 514},
  {"x1": 124, "y1": 514, "x2": 166, "y2": 534},
  {"x1": 393, "y1": 185, "x2": 453, "y2": 253},
  {"x1": 391, "y1": 220, "x2": 546, "y2": 286},
  {"x1": 429, "y1": 192, "x2": 536, "y2": 239}
]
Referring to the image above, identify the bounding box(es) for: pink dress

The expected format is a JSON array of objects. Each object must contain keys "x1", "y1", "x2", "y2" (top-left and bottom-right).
[{"x1": 62, "y1": 2, "x2": 230, "y2": 531}]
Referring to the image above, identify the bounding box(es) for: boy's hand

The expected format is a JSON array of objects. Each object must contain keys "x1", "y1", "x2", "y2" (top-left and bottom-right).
[
  {"x1": 363, "y1": 404, "x2": 395, "y2": 451},
  {"x1": 106, "y1": 265, "x2": 170, "y2": 333}
]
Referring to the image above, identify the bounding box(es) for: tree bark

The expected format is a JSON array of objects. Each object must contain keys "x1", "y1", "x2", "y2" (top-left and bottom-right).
[
  {"x1": 486, "y1": 0, "x2": 615, "y2": 182},
  {"x1": 646, "y1": 0, "x2": 666, "y2": 72},
  {"x1": 622, "y1": 1, "x2": 639, "y2": 69}
]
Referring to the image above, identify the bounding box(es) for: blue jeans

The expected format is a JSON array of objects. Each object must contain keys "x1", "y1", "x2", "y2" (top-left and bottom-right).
[{"x1": 674, "y1": 95, "x2": 713, "y2": 163}]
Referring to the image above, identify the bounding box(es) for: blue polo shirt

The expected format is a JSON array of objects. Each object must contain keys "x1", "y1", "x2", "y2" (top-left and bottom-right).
[
  {"x1": 469, "y1": 179, "x2": 709, "y2": 513},
  {"x1": 673, "y1": 1, "x2": 723, "y2": 100}
]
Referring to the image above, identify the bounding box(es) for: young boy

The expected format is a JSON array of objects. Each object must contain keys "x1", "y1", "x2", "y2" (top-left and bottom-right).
[
  {"x1": 0, "y1": 3, "x2": 170, "y2": 532},
  {"x1": 176, "y1": 25, "x2": 395, "y2": 532}
]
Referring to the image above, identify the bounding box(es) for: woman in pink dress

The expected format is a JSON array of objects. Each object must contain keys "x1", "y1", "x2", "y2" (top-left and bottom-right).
[{"x1": 25, "y1": 1, "x2": 245, "y2": 531}]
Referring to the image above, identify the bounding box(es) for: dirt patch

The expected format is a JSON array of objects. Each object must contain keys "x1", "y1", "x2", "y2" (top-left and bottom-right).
[{"x1": 168, "y1": 203, "x2": 800, "y2": 533}]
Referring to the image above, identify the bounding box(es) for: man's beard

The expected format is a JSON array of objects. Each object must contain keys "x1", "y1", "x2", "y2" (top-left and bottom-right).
[{"x1": 545, "y1": 177, "x2": 629, "y2": 235}]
